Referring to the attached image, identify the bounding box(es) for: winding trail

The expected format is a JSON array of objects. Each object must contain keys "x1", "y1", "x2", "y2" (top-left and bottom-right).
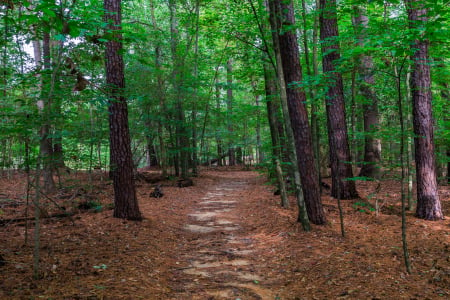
[{"x1": 169, "y1": 173, "x2": 276, "y2": 299}]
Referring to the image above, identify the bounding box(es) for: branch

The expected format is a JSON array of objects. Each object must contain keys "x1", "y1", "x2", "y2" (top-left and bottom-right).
[
  {"x1": 231, "y1": 33, "x2": 267, "y2": 53},
  {"x1": 65, "y1": 57, "x2": 108, "y2": 94}
]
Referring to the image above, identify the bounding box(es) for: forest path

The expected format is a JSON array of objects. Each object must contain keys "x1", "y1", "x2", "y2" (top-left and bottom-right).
[{"x1": 168, "y1": 171, "x2": 277, "y2": 300}]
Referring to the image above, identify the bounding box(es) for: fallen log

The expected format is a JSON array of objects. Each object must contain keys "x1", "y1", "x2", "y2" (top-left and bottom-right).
[
  {"x1": 135, "y1": 172, "x2": 166, "y2": 183},
  {"x1": 177, "y1": 178, "x2": 193, "y2": 188},
  {"x1": 0, "y1": 212, "x2": 75, "y2": 227},
  {"x1": 201, "y1": 152, "x2": 229, "y2": 166}
]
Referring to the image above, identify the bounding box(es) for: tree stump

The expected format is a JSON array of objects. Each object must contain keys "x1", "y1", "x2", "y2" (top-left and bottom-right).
[
  {"x1": 150, "y1": 185, "x2": 164, "y2": 198},
  {"x1": 177, "y1": 178, "x2": 193, "y2": 188}
]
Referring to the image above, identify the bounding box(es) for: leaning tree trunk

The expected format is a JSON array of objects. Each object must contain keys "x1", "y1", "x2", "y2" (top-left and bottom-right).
[
  {"x1": 270, "y1": 0, "x2": 325, "y2": 225},
  {"x1": 319, "y1": 0, "x2": 358, "y2": 199},
  {"x1": 105, "y1": 0, "x2": 142, "y2": 220},
  {"x1": 353, "y1": 6, "x2": 381, "y2": 179},
  {"x1": 406, "y1": 0, "x2": 443, "y2": 220}
]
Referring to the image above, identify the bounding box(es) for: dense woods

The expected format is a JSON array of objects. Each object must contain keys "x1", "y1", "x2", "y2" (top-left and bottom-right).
[{"x1": 0, "y1": 0, "x2": 449, "y2": 298}]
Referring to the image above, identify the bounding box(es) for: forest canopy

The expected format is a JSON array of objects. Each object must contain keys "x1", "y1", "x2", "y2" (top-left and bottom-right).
[{"x1": 0, "y1": 0, "x2": 448, "y2": 219}]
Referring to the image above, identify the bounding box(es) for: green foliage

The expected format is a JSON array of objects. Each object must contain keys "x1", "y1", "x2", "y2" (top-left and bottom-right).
[
  {"x1": 78, "y1": 200, "x2": 103, "y2": 212},
  {"x1": 352, "y1": 201, "x2": 376, "y2": 213},
  {"x1": 0, "y1": 0, "x2": 447, "y2": 190},
  {"x1": 93, "y1": 264, "x2": 108, "y2": 270}
]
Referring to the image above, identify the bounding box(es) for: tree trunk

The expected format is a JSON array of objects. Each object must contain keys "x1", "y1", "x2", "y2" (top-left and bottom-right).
[
  {"x1": 227, "y1": 59, "x2": 235, "y2": 166},
  {"x1": 255, "y1": 92, "x2": 263, "y2": 164},
  {"x1": 353, "y1": 6, "x2": 381, "y2": 179},
  {"x1": 270, "y1": 0, "x2": 325, "y2": 225},
  {"x1": 146, "y1": 142, "x2": 158, "y2": 168},
  {"x1": 150, "y1": 0, "x2": 168, "y2": 176},
  {"x1": 263, "y1": 59, "x2": 289, "y2": 208},
  {"x1": 37, "y1": 31, "x2": 56, "y2": 194},
  {"x1": 405, "y1": 67, "x2": 414, "y2": 210},
  {"x1": 169, "y1": 0, "x2": 189, "y2": 177},
  {"x1": 215, "y1": 66, "x2": 224, "y2": 166},
  {"x1": 443, "y1": 85, "x2": 450, "y2": 185},
  {"x1": 447, "y1": 148, "x2": 450, "y2": 185},
  {"x1": 319, "y1": 0, "x2": 358, "y2": 199},
  {"x1": 406, "y1": 0, "x2": 443, "y2": 220},
  {"x1": 305, "y1": 0, "x2": 322, "y2": 189},
  {"x1": 191, "y1": 0, "x2": 200, "y2": 176},
  {"x1": 104, "y1": 0, "x2": 142, "y2": 221}
]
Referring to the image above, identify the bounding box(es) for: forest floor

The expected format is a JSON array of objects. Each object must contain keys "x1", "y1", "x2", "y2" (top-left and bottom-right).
[{"x1": 0, "y1": 167, "x2": 449, "y2": 299}]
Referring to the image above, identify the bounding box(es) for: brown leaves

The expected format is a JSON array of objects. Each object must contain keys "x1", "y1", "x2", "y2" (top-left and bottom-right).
[
  {"x1": 65, "y1": 57, "x2": 90, "y2": 92},
  {"x1": 0, "y1": 169, "x2": 449, "y2": 298}
]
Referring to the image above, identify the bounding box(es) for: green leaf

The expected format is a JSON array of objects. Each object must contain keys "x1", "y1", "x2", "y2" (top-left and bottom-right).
[
  {"x1": 54, "y1": 34, "x2": 66, "y2": 42},
  {"x1": 93, "y1": 264, "x2": 108, "y2": 269}
]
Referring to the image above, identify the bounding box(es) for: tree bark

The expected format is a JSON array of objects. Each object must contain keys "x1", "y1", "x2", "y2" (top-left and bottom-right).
[
  {"x1": 215, "y1": 68, "x2": 224, "y2": 166},
  {"x1": 406, "y1": 0, "x2": 443, "y2": 220},
  {"x1": 353, "y1": 6, "x2": 381, "y2": 179},
  {"x1": 105, "y1": 0, "x2": 142, "y2": 220},
  {"x1": 305, "y1": 0, "x2": 322, "y2": 189},
  {"x1": 319, "y1": 0, "x2": 358, "y2": 199},
  {"x1": 169, "y1": 0, "x2": 189, "y2": 177},
  {"x1": 149, "y1": 0, "x2": 168, "y2": 177},
  {"x1": 270, "y1": 0, "x2": 325, "y2": 225},
  {"x1": 191, "y1": 0, "x2": 200, "y2": 176},
  {"x1": 227, "y1": 59, "x2": 236, "y2": 166},
  {"x1": 254, "y1": 89, "x2": 263, "y2": 164},
  {"x1": 37, "y1": 31, "x2": 56, "y2": 194},
  {"x1": 263, "y1": 58, "x2": 289, "y2": 209}
]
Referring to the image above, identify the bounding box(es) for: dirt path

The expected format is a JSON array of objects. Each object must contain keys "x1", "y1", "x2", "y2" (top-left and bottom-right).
[{"x1": 168, "y1": 173, "x2": 277, "y2": 299}]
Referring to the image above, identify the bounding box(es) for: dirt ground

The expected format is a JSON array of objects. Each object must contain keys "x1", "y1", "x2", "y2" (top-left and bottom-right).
[{"x1": 0, "y1": 167, "x2": 449, "y2": 299}]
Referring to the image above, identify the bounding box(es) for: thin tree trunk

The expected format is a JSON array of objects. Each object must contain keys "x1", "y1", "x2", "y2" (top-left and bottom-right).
[
  {"x1": 30, "y1": 28, "x2": 44, "y2": 271},
  {"x1": 447, "y1": 148, "x2": 450, "y2": 185},
  {"x1": 319, "y1": 0, "x2": 358, "y2": 199},
  {"x1": 442, "y1": 85, "x2": 450, "y2": 184},
  {"x1": 191, "y1": 0, "x2": 200, "y2": 176},
  {"x1": 263, "y1": 59, "x2": 289, "y2": 208},
  {"x1": 353, "y1": 6, "x2": 381, "y2": 179},
  {"x1": 406, "y1": 67, "x2": 414, "y2": 210},
  {"x1": 255, "y1": 92, "x2": 263, "y2": 164},
  {"x1": 40, "y1": 32, "x2": 56, "y2": 193},
  {"x1": 406, "y1": 0, "x2": 443, "y2": 220},
  {"x1": 215, "y1": 69, "x2": 224, "y2": 166},
  {"x1": 150, "y1": 0, "x2": 168, "y2": 176},
  {"x1": 350, "y1": 62, "x2": 358, "y2": 173},
  {"x1": 302, "y1": 0, "x2": 322, "y2": 189},
  {"x1": 395, "y1": 62, "x2": 412, "y2": 274},
  {"x1": 227, "y1": 59, "x2": 235, "y2": 166},
  {"x1": 105, "y1": 0, "x2": 142, "y2": 220},
  {"x1": 32, "y1": 163, "x2": 41, "y2": 279},
  {"x1": 311, "y1": 0, "x2": 323, "y2": 186}
]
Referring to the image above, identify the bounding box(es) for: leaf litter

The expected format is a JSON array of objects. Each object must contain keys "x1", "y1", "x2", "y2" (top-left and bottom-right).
[{"x1": 0, "y1": 167, "x2": 449, "y2": 299}]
